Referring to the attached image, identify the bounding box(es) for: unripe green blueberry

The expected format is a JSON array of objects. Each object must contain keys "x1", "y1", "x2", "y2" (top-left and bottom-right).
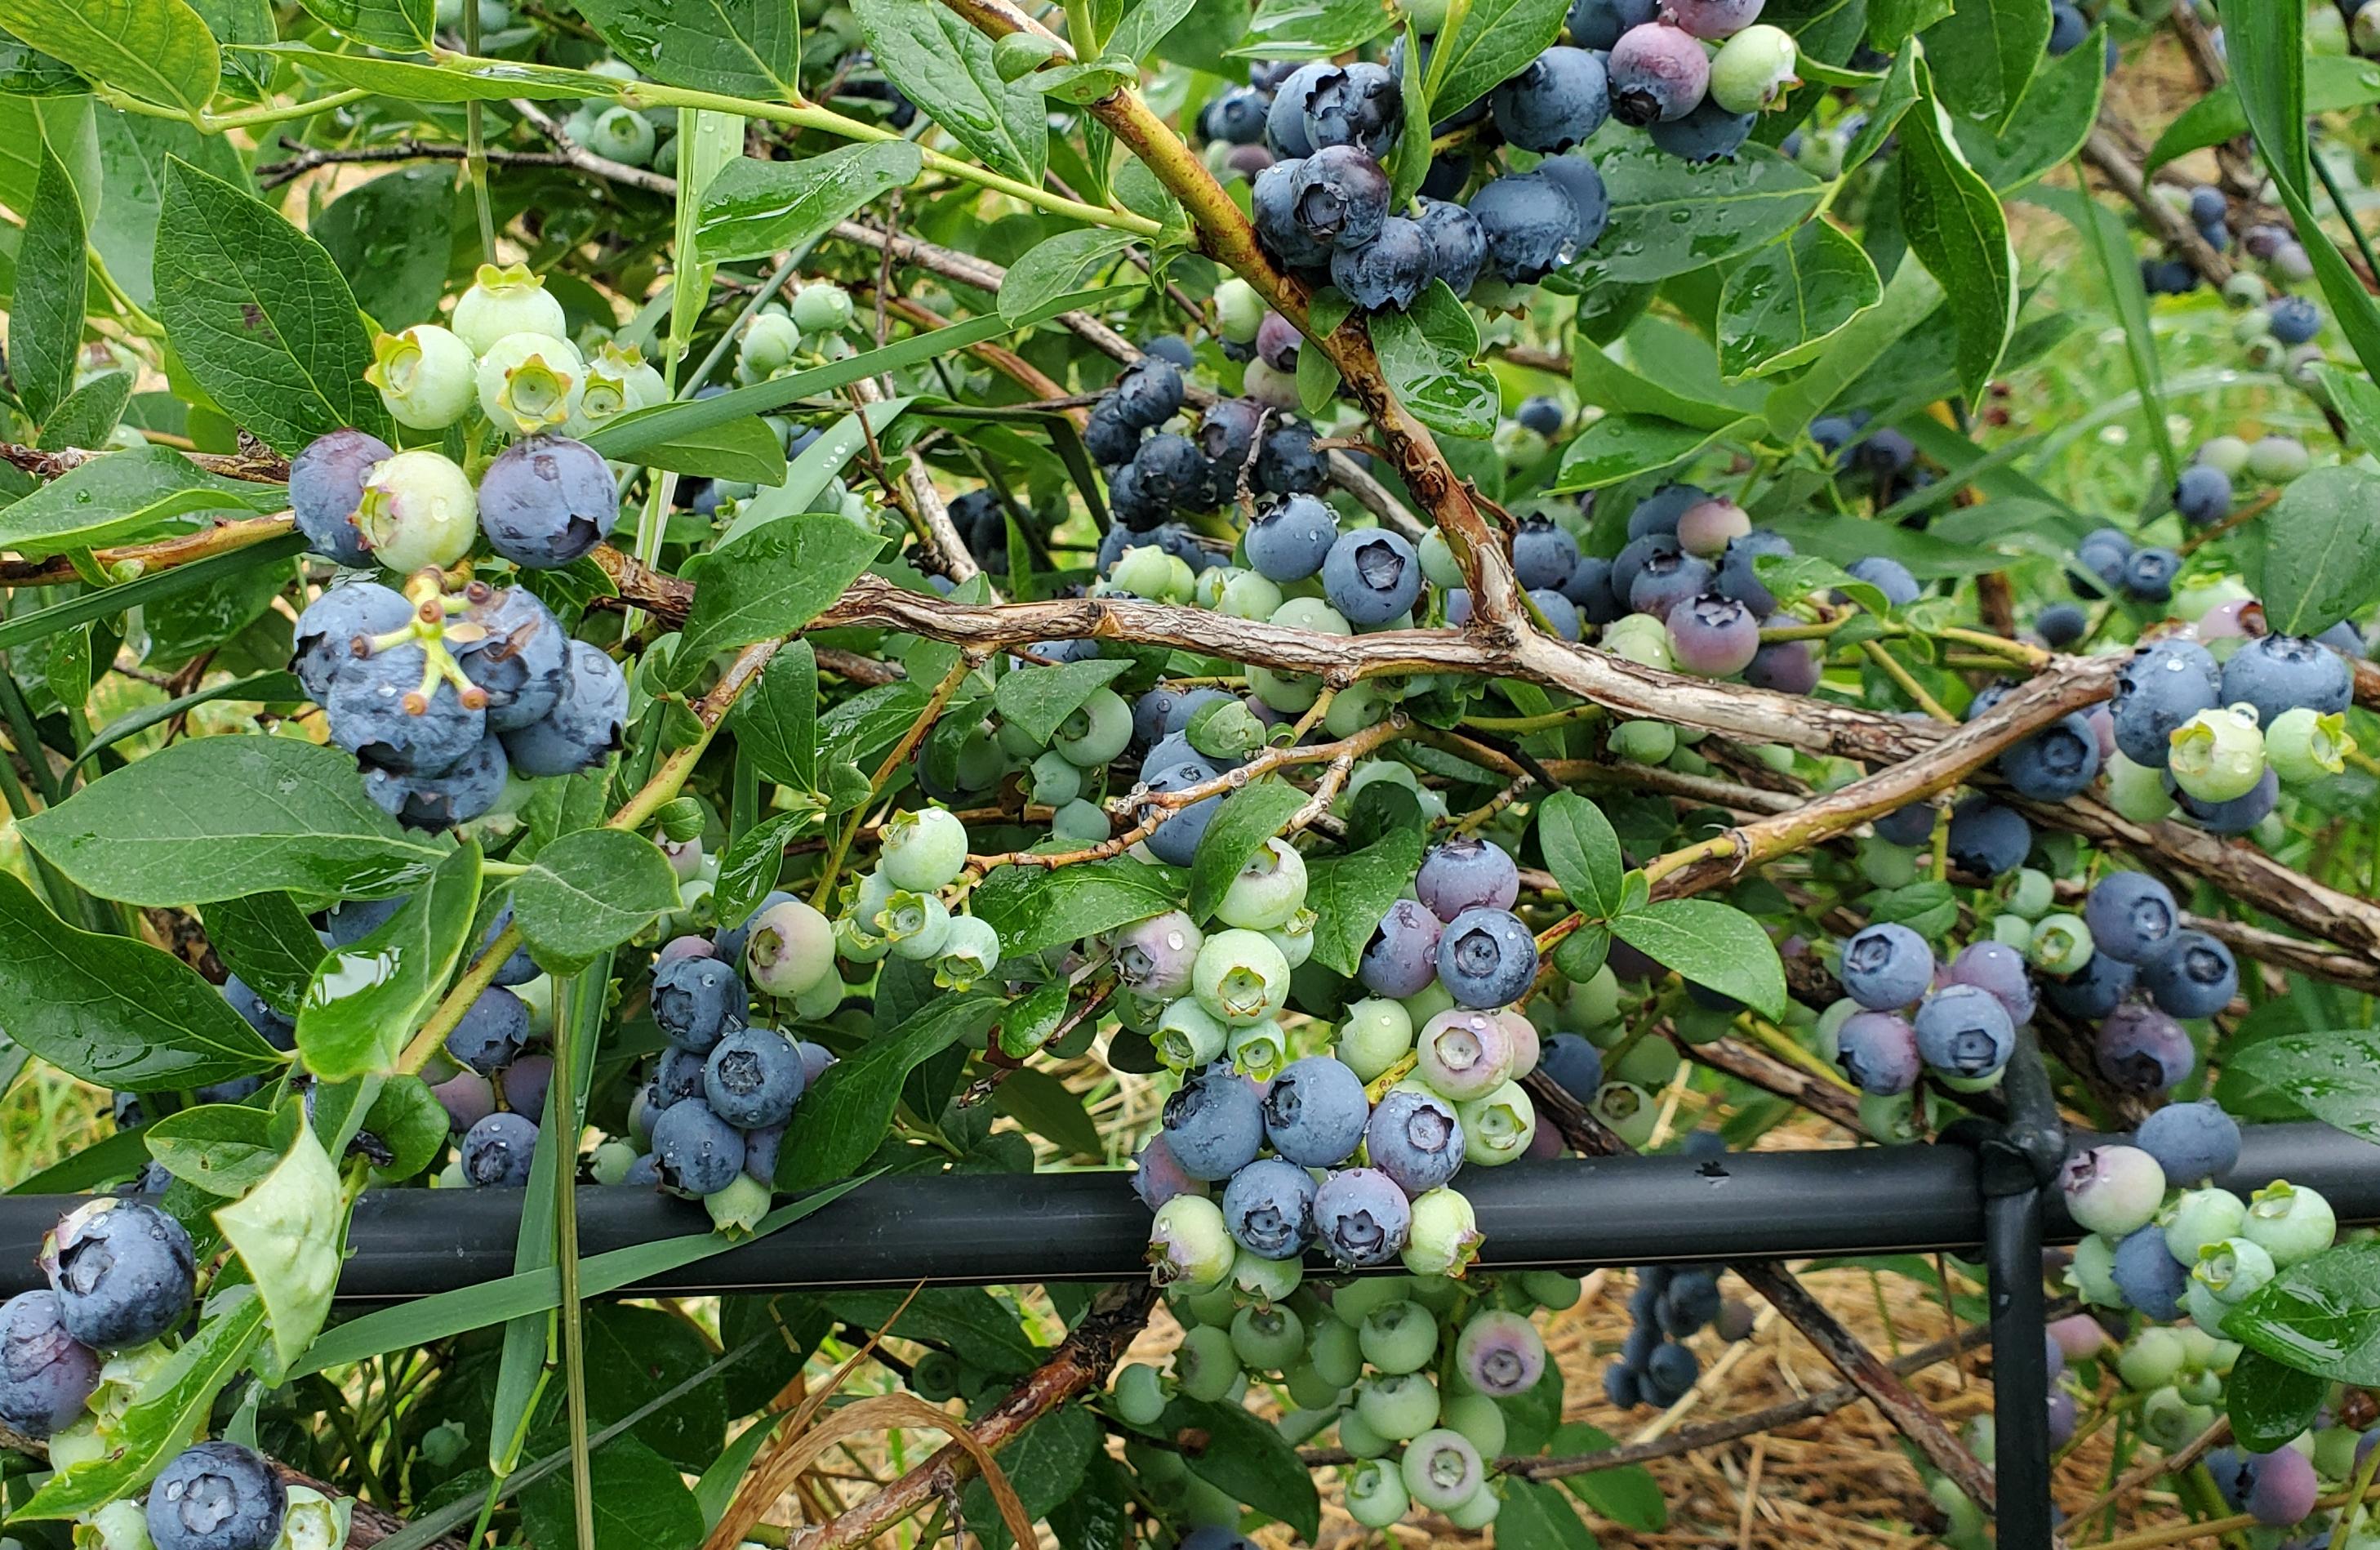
[
  {"x1": 1859, "y1": 835, "x2": 1920, "y2": 889},
  {"x1": 589, "y1": 1138, "x2": 638, "y2": 1185},
  {"x1": 745, "y1": 897, "x2": 836, "y2": 996},
  {"x1": 1797, "y1": 128, "x2": 1846, "y2": 178},
  {"x1": 874, "y1": 889, "x2": 953, "y2": 960},
  {"x1": 2196, "y1": 435, "x2": 2253, "y2": 477},
  {"x1": 1193, "y1": 928, "x2": 1292, "y2": 1026},
  {"x1": 1441, "y1": 1390, "x2": 1507, "y2": 1458},
  {"x1": 1402, "y1": 1427, "x2": 1486, "y2": 1512},
  {"x1": 930, "y1": 914, "x2": 1002, "y2": 991},
  {"x1": 1217, "y1": 568, "x2": 1285, "y2": 621},
  {"x1": 1609, "y1": 719, "x2": 1678, "y2": 764},
  {"x1": 1396, "y1": 0, "x2": 1450, "y2": 29},
  {"x1": 790, "y1": 282, "x2": 855, "y2": 334},
  {"x1": 1345, "y1": 1458, "x2": 1408, "y2": 1527},
  {"x1": 2026, "y1": 912, "x2": 2093, "y2": 975},
  {"x1": 995, "y1": 716, "x2": 1044, "y2": 764},
  {"x1": 2069, "y1": 1232, "x2": 2123, "y2": 1306},
  {"x1": 1150, "y1": 1196, "x2": 1236, "y2": 1295},
  {"x1": 739, "y1": 313, "x2": 803, "y2": 381},
  {"x1": 1110, "y1": 543, "x2": 1185, "y2": 600},
  {"x1": 2141, "y1": 1385, "x2": 2214, "y2": 1450},
  {"x1": 1408, "y1": 1272, "x2": 1464, "y2": 1315},
  {"x1": 1708, "y1": 24, "x2": 1798, "y2": 114},
  {"x1": 477, "y1": 331, "x2": 585, "y2": 435},
  {"x1": 1188, "y1": 697, "x2": 1266, "y2": 762},
  {"x1": 1418, "y1": 527, "x2": 1464, "y2": 590},
  {"x1": 834, "y1": 911, "x2": 892, "y2": 963},
  {"x1": 2006, "y1": 866, "x2": 2057, "y2": 920},
  {"x1": 1339, "y1": 996, "x2": 1416, "y2": 1080},
  {"x1": 1155, "y1": 997, "x2": 1230, "y2": 1070},
  {"x1": 2267, "y1": 706, "x2": 2356, "y2": 782},
  {"x1": 587, "y1": 105, "x2": 656, "y2": 166},
  {"x1": 1336, "y1": 1406, "x2": 1393, "y2": 1459},
  {"x1": 1230, "y1": 1301, "x2": 1306, "y2": 1370},
  {"x1": 1861, "y1": 1089, "x2": 1920, "y2": 1142},
  {"x1": 1355, "y1": 1371, "x2": 1440, "y2": 1441},
  {"x1": 2244, "y1": 335, "x2": 2287, "y2": 372},
  {"x1": 452, "y1": 261, "x2": 567, "y2": 355},
  {"x1": 2235, "y1": 307, "x2": 2275, "y2": 345},
  {"x1": 1602, "y1": 612, "x2": 1675, "y2": 670},
  {"x1": 2162, "y1": 1186, "x2": 2248, "y2": 1263},
  {"x1": 1052, "y1": 799, "x2": 1110, "y2": 842},
  {"x1": 2106, "y1": 749, "x2": 2180, "y2": 823},
  {"x1": 1231, "y1": 1249, "x2": 1302, "y2": 1303},
  {"x1": 1217, "y1": 835, "x2": 1310, "y2": 930},
  {"x1": 1282, "y1": 1360, "x2": 1341, "y2": 1410},
  {"x1": 2119, "y1": 1326, "x2": 2188, "y2": 1391},
  {"x1": 368, "y1": 323, "x2": 477, "y2": 430},
  {"x1": 704, "y1": 1172, "x2": 773, "y2": 1233},
  {"x1": 2243, "y1": 1181, "x2": 2337, "y2": 1266},
  {"x1": 794, "y1": 973, "x2": 843, "y2": 1020},
  {"x1": 880, "y1": 807, "x2": 970, "y2": 892},
  {"x1": 1052, "y1": 687, "x2": 1132, "y2": 767},
  {"x1": 1111, "y1": 1361, "x2": 1168, "y2": 1426},
  {"x1": 1173, "y1": 1320, "x2": 1239, "y2": 1397},
  {"x1": 2221, "y1": 273, "x2": 2267, "y2": 308},
  {"x1": 1457, "y1": 1081, "x2": 1537, "y2": 1165},
  {"x1": 1028, "y1": 749, "x2": 1084, "y2": 805},
  {"x1": 1175, "y1": 1284, "x2": 1238, "y2": 1327},
  {"x1": 1310, "y1": 1315, "x2": 1363, "y2": 1387},
  {"x1": 1561, "y1": 964, "x2": 1622, "y2": 1033},
  {"x1": 356, "y1": 448, "x2": 478, "y2": 574},
  {"x1": 2169, "y1": 707, "x2": 2267, "y2": 803},
  {"x1": 2191, "y1": 1234, "x2": 2276, "y2": 1308},
  {"x1": 1226, "y1": 1017, "x2": 1290, "y2": 1080},
  {"x1": 1359, "y1": 1299, "x2": 1440, "y2": 1374},
  {"x1": 2357, "y1": 0, "x2": 2380, "y2": 54},
  {"x1": 1613, "y1": 1035, "x2": 1679, "y2": 1089},
  {"x1": 1215, "y1": 278, "x2": 1265, "y2": 343},
  {"x1": 1323, "y1": 681, "x2": 1395, "y2": 738},
  {"x1": 1265, "y1": 908, "x2": 1317, "y2": 970},
  {"x1": 1595, "y1": 1081, "x2": 1658, "y2": 1148},
  {"x1": 1404, "y1": 1187, "x2": 1483, "y2": 1277},
  {"x1": 1444, "y1": 1481, "x2": 1501, "y2": 1530}
]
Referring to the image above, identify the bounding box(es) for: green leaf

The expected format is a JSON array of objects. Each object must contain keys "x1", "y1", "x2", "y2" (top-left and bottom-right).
[
  {"x1": 520, "y1": 1436, "x2": 705, "y2": 1550},
  {"x1": 1552, "y1": 412, "x2": 1753, "y2": 492},
  {"x1": 1716, "y1": 219, "x2": 1882, "y2": 381},
  {"x1": 2227, "y1": 1028, "x2": 2380, "y2": 1145},
  {"x1": 1581, "y1": 144, "x2": 1823, "y2": 286},
  {"x1": 1372, "y1": 281, "x2": 1500, "y2": 438},
  {"x1": 1160, "y1": 1397, "x2": 1320, "y2": 1540},
  {"x1": 1299, "y1": 289, "x2": 1354, "y2": 414},
  {"x1": 23, "y1": 735, "x2": 450, "y2": 905},
  {"x1": 359, "y1": 1074, "x2": 447, "y2": 1178},
  {"x1": 558, "y1": 1303, "x2": 732, "y2": 1471},
  {"x1": 313, "y1": 166, "x2": 456, "y2": 332},
  {"x1": 145, "y1": 1101, "x2": 285, "y2": 1195},
  {"x1": 153, "y1": 157, "x2": 389, "y2": 453},
  {"x1": 2315, "y1": 363, "x2": 2380, "y2": 454},
  {"x1": 675, "y1": 512, "x2": 885, "y2": 678},
  {"x1": 712, "y1": 808, "x2": 809, "y2": 931},
  {"x1": 1110, "y1": 0, "x2": 1200, "y2": 59},
  {"x1": 1549, "y1": 1422, "x2": 1667, "y2": 1530},
  {"x1": 291, "y1": 0, "x2": 432, "y2": 51},
  {"x1": 2257, "y1": 465, "x2": 2380, "y2": 636},
  {"x1": 0, "y1": 0, "x2": 217, "y2": 115},
  {"x1": 36, "y1": 372, "x2": 134, "y2": 452},
  {"x1": 730, "y1": 639, "x2": 821, "y2": 791},
  {"x1": 1230, "y1": 0, "x2": 1395, "y2": 59},
  {"x1": 7, "y1": 1128, "x2": 151, "y2": 1196},
  {"x1": 824, "y1": 1285, "x2": 1046, "y2": 1374},
  {"x1": 202, "y1": 893, "x2": 328, "y2": 1018},
  {"x1": 11, "y1": 143, "x2": 85, "y2": 428},
  {"x1": 2227, "y1": 1347, "x2": 2329, "y2": 1454},
  {"x1": 777, "y1": 993, "x2": 1003, "y2": 1189},
  {"x1": 639, "y1": 413, "x2": 790, "y2": 486},
  {"x1": 1571, "y1": 335, "x2": 1744, "y2": 431},
  {"x1": 510, "y1": 828, "x2": 683, "y2": 970},
  {"x1": 1186, "y1": 779, "x2": 1310, "y2": 923},
  {"x1": 1496, "y1": 1479, "x2": 1600, "y2": 1550},
  {"x1": 1761, "y1": 255, "x2": 1944, "y2": 438},
  {"x1": 0, "y1": 871, "x2": 283, "y2": 1089},
  {"x1": 1611, "y1": 897, "x2": 1785, "y2": 1018},
  {"x1": 2146, "y1": 53, "x2": 2380, "y2": 176},
  {"x1": 0, "y1": 26, "x2": 86, "y2": 96},
  {"x1": 11, "y1": 1289, "x2": 266, "y2": 1519},
  {"x1": 1841, "y1": 46, "x2": 1922, "y2": 176},
  {"x1": 1001, "y1": 228, "x2": 1140, "y2": 322},
  {"x1": 573, "y1": 0, "x2": 797, "y2": 97},
  {"x1": 714, "y1": 398, "x2": 910, "y2": 546},
  {"x1": 1305, "y1": 824, "x2": 1426, "y2": 977},
  {"x1": 969, "y1": 856, "x2": 1183, "y2": 958},
  {"x1": 694, "y1": 140, "x2": 926, "y2": 264},
  {"x1": 0, "y1": 442, "x2": 286, "y2": 557},
  {"x1": 1426, "y1": 0, "x2": 1569, "y2": 120},
  {"x1": 87, "y1": 110, "x2": 244, "y2": 314},
  {"x1": 991, "y1": 657, "x2": 1133, "y2": 746},
  {"x1": 1537, "y1": 791, "x2": 1625, "y2": 921},
  {"x1": 1918, "y1": 0, "x2": 2050, "y2": 133},
  {"x1": 993, "y1": 1067, "x2": 1103, "y2": 1157},
  {"x1": 960, "y1": 1402, "x2": 1101, "y2": 1550},
  {"x1": 852, "y1": 0, "x2": 1045, "y2": 182},
  {"x1": 2223, "y1": 1240, "x2": 2380, "y2": 1383},
  {"x1": 214, "y1": 1123, "x2": 341, "y2": 1374},
  {"x1": 296, "y1": 841, "x2": 480, "y2": 1081},
  {"x1": 1893, "y1": 72, "x2": 2017, "y2": 405},
  {"x1": 1868, "y1": 0, "x2": 1951, "y2": 47},
  {"x1": 1952, "y1": 24, "x2": 2102, "y2": 190}
]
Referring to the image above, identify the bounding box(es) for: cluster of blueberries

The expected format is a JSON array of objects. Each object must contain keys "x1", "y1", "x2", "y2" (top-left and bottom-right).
[
  {"x1": 0, "y1": 1201, "x2": 311, "y2": 1550},
  {"x1": 1199, "y1": 0, "x2": 1799, "y2": 315},
  {"x1": 1114, "y1": 1263, "x2": 1577, "y2": 1533},
  {"x1": 1082, "y1": 355, "x2": 1331, "y2": 537},
  {"x1": 1602, "y1": 1236, "x2": 1757, "y2": 1412}
]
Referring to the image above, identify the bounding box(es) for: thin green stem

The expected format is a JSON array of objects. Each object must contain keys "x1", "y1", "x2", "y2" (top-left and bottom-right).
[
  {"x1": 460, "y1": 0, "x2": 499, "y2": 267},
  {"x1": 550, "y1": 973, "x2": 596, "y2": 1550},
  {"x1": 810, "y1": 653, "x2": 977, "y2": 909},
  {"x1": 2315, "y1": 152, "x2": 2380, "y2": 284},
  {"x1": 204, "y1": 87, "x2": 372, "y2": 130}
]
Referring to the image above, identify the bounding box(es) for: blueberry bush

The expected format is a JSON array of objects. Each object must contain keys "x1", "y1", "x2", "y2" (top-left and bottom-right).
[{"x1": 6, "y1": 0, "x2": 2380, "y2": 1544}]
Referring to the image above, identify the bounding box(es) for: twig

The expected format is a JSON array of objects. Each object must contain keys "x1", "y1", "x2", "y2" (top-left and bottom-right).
[
  {"x1": 2066, "y1": 1416, "x2": 2230, "y2": 1527},
  {"x1": 2081, "y1": 127, "x2": 2235, "y2": 288},
  {"x1": 510, "y1": 98, "x2": 679, "y2": 195}
]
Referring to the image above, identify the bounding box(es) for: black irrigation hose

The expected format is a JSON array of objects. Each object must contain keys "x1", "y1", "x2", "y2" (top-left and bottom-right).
[{"x1": 4, "y1": 1121, "x2": 2376, "y2": 1301}]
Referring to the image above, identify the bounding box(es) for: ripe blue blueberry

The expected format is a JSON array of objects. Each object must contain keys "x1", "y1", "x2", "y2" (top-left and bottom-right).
[
  {"x1": 367, "y1": 735, "x2": 505, "y2": 830},
  {"x1": 1745, "y1": 639, "x2": 1819, "y2": 693},
  {"x1": 460, "y1": 1111, "x2": 539, "y2": 1187},
  {"x1": 1314, "y1": 1166, "x2": 1413, "y2": 1267},
  {"x1": 2170, "y1": 462, "x2": 2233, "y2": 526},
  {"x1": 2110, "y1": 1223, "x2": 2188, "y2": 1319},
  {"x1": 1515, "y1": 396, "x2": 1566, "y2": 438},
  {"x1": 1304, "y1": 61, "x2": 1404, "y2": 157},
  {"x1": 1667, "y1": 593, "x2": 1761, "y2": 676},
  {"x1": 2221, "y1": 633, "x2": 2352, "y2": 726},
  {"x1": 1537, "y1": 1032, "x2": 1604, "y2": 1100},
  {"x1": 1839, "y1": 922, "x2": 1933, "y2": 1009},
  {"x1": 0, "y1": 1290, "x2": 100, "y2": 1437},
  {"x1": 1648, "y1": 97, "x2": 1756, "y2": 162},
  {"x1": 1608, "y1": 20, "x2": 1711, "y2": 125},
  {"x1": 1262, "y1": 1055, "x2": 1370, "y2": 1165},
  {"x1": 1715, "y1": 529, "x2": 1792, "y2": 616},
  {"x1": 1322, "y1": 528, "x2": 1423, "y2": 625},
  {"x1": 1111, "y1": 354, "x2": 1186, "y2": 431},
  {"x1": 146, "y1": 1441, "x2": 286, "y2": 1550},
  {"x1": 2084, "y1": 871, "x2": 2180, "y2": 964},
  {"x1": 1202, "y1": 86, "x2": 1270, "y2": 144},
  {"x1": 1628, "y1": 550, "x2": 1715, "y2": 620},
  {"x1": 2124, "y1": 546, "x2": 2182, "y2": 602},
  {"x1": 2135, "y1": 1098, "x2": 2240, "y2": 1186},
  {"x1": 2267, "y1": 295, "x2": 2321, "y2": 346},
  {"x1": 1220, "y1": 1156, "x2": 1317, "y2": 1258},
  {"x1": 1417, "y1": 835, "x2": 1521, "y2": 921},
  {"x1": 704, "y1": 1024, "x2": 807, "y2": 1129},
  {"x1": 2095, "y1": 1002, "x2": 2195, "y2": 1093},
  {"x1": 42, "y1": 1199, "x2": 194, "y2": 1351},
  {"x1": 1415, "y1": 198, "x2": 1488, "y2": 296},
  {"x1": 1141, "y1": 759, "x2": 1226, "y2": 866},
  {"x1": 1288, "y1": 145, "x2": 1391, "y2": 253},
  {"x1": 1266, "y1": 60, "x2": 1333, "y2": 156},
  {"x1": 454, "y1": 585, "x2": 570, "y2": 733},
  {"x1": 1568, "y1": 0, "x2": 1658, "y2": 46},
  {"x1": 1946, "y1": 797, "x2": 2031, "y2": 877},
  {"x1": 1946, "y1": 939, "x2": 2037, "y2": 1026},
  {"x1": 293, "y1": 582, "x2": 416, "y2": 704},
  {"x1": 1563, "y1": 555, "x2": 1625, "y2": 624},
  {"x1": 1361, "y1": 897, "x2": 1444, "y2": 998},
  {"x1": 327, "y1": 646, "x2": 487, "y2": 776},
  {"x1": 2169, "y1": 764, "x2": 2279, "y2": 834},
  {"x1": 1330, "y1": 217, "x2": 1435, "y2": 314},
  {"x1": 502, "y1": 639, "x2": 628, "y2": 777},
  {"x1": 652, "y1": 1098, "x2": 745, "y2": 1196},
  {"x1": 1366, "y1": 1087, "x2": 1466, "y2": 1195},
  {"x1": 1162, "y1": 1062, "x2": 1266, "y2": 1180},
  {"x1": 221, "y1": 975, "x2": 296, "y2": 1052},
  {"x1": 478, "y1": 436, "x2": 618, "y2": 568},
  {"x1": 1492, "y1": 47, "x2": 1611, "y2": 154},
  {"x1": 1999, "y1": 715, "x2": 2104, "y2": 804},
  {"x1": 1466, "y1": 172, "x2": 1578, "y2": 283},
  {"x1": 1644, "y1": 1339, "x2": 1699, "y2": 1401},
  {"x1": 1435, "y1": 907, "x2": 1539, "y2": 1008},
  {"x1": 2070, "y1": 527, "x2": 2133, "y2": 599},
  {"x1": 2036, "y1": 603, "x2": 2088, "y2": 648},
  {"x1": 1911, "y1": 985, "x2": 2016, "y2": 1078},
  {"x1": 1083, "y1": 401, "x2": 1145, "y2": 467},
  {"x1": 291, "y1": 429, "x2": 394, "y2": 565},
  {"x1": 1844, "y1": 556, "x2": 1921, "y2": 608},
  {"x1": 1835, "y1": 1010, "x2": 1920, "y2": 1095},
  {"x1": 1257, "y1": 419, "x2": 1330, "y2": 495},
  {"x1": 2139, "y1": 929, "x2": 2238, "y2": 1018},
  {"x1": 445, "y1": 986, "x2": 531, "y2": 1074},
  {"x1": 652, "y1": 955, "x2": 750, "y2": 1052},
  {"x1": 1511, "y1": 518, "x2": 1581, "y2": 591}
]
